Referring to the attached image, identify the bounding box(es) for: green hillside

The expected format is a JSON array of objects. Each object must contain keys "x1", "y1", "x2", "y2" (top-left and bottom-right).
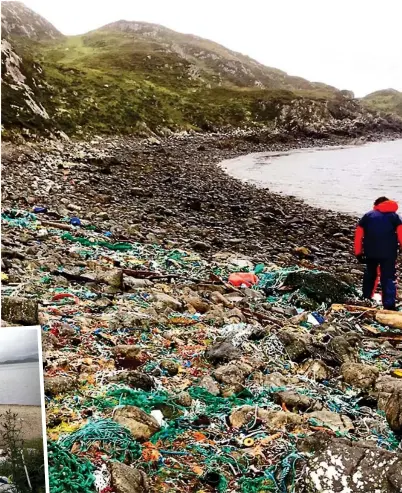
[
  {"x1": 362, "y1": 89, "x2": 402, "y2": 118},
  {"x1": 2, "y1": 1, "x2": 401, "y2": 140}
]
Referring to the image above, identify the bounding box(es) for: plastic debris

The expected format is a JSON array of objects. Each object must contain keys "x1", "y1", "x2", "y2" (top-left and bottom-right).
[{"x1": 2, "y1": 207, "x2": 402, "y2": 493}]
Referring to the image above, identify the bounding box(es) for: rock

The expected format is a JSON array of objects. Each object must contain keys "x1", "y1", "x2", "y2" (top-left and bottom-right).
[
  {"x1": 298, "y1": 359, "x2": 331, "y2": 381},
  {"x1": 44, "y1": 376, "x2": 76, "y2": 396},
  {"x1": 183, "y1": 295, "x2": 210, "y2": 313},
  {"x1": 42, "y1": 331, "x2": 59, "y2": 351},
  {"x1": 112, "y1": 345, "x2": 146, "y2": 369},
  {"x1": 109, "y1": 462, "x2": 149, "y2": 493},
  {"x1": 108, "y1": 310, "x2": 154, "y2": 330},
  {"x1": 174, "y1": 391, "x2": 192, "y2": 407},
  {"x1": 214, "y1": 363, "x2": 247, "y2": 386},
  {"x1": 209, "y1": 291, "x2": 232, "y2": 307},
  {"x1": 258, "y1": 371, "x2": 290, "y2": 388},
  {"x1": 191, "y1": 241, "x2": 210, "y2": 252},
  {"x1": 205, "y1": 341, "x2": 241, "y2": 364},
  {"x1": 375, "y1": 375, "x2": 402, "y2": 394},
  {"x1": 97, "y1": 211, "x2": 109, "y2": 220},
  {"x1": 160, "y1": 359, "x2": 180, "y2": 376},
  {"x1": 273, "y1": 391, "x2": 320, "y2": 412},
  {"x1": 307, "y1": 409, "x2": 354, "y2": 433},
  {"x1": 284, "y1": 270, "x2": 353, "y2": 303},
  {"x1": 124, "y1": 277, "x2": 154, "y2": 290},
  {"x1": 113, "y1": 406, "x2": 160, "y2": 441},
  {"x1": 203, "y1": 307, "x2": 225, "y2": 325},
  {"x1": 107, "y1": 371, "x2": 155, "y2": 391},
  {"x1": 297, "y1": 431, "x2": 332, "y2": 454},
  {"x1": 277, "y1": 328, "x2": 312, "y2": 362},
  {"x1": 229, "y1": 406, "x2": 304, "y2": 429},
  {"x1": 293, "y1": 246, "x2": 311, "y2": 258},
  {"x1": 341, "y1": 362, "x2": 379, "y2": 390},
  {"x1": 1, "y1": 296, "x2": 38, "y2": 325},
  {"x1": 97, "y1": 269, "x2": 123, "y2": 289},
  {"x1": 304, "y1": 437, "x2": 402, "y2": 492},
  {"x1": 328, "y1": 335, "x2": 358, "y2": 365},
  {"x1": 198, "y1": 375, "x2": 220, "y2": 396},
  {"x1": 384, "y1": 389, "x2": 402, "y2": 434},
  {"x1": 153, "y1": 292, "x2": 182, "y2": 311}
]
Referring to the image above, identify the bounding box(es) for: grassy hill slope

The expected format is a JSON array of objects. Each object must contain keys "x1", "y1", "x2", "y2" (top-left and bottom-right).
[
  {"x1": 362, "y1": 89, "x2": 402, "y2": 118},
  {"x1": 2, "y1": 1, "x2": 401, "y2": 140}
]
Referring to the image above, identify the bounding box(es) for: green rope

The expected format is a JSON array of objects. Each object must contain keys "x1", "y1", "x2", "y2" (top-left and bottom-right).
[
  {"x1": 61, "y1": 232, "x2": 133, "y2": 252},
  {"x1": 59, "y1": 419, "x2": 142, "y2": 461},
  {"x1": 47, "y1": 441, "x2": 95, "y2": 493}
]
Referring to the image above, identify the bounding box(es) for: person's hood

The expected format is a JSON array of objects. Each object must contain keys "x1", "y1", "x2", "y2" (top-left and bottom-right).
[{"x1": 374, "y1": 200, "x2": 399, "y2": 213}]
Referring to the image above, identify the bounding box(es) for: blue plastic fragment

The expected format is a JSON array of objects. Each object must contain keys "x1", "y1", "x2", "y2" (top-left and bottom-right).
[
  {"x1": 312, "y1": 312, "x2": 325, "y2": 324},
  {"x1": 33, "y1": 206, "x2": 47, "y2": 213},
  {"x1": 70, "y1": 217, "x2": 81, "y2": 226}
]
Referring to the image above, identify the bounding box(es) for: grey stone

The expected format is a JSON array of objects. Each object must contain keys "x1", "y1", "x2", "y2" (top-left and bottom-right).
[
  {"x1": 307, "y1": 410, "x2": 354, "y2": 433},
  {"x1": 109, "y1": 462, "x2": 149, "y2": 493},
  {"x1": 277, "y1": 328, "x2": 312, "y2": 362},
  {"x1": 304, "y1": 438, "x2": 402, "y2": 492},
  {"x1": 44, "y1": 375, "x2": 76, "y2": 396},
  {"x1": 205, "y1": 341, "x2": 241, "y2": 364},
  {"x1": 1, "y1": 297, "x2": 39, "y2": 325},
  {"x1": 341, "y1": 362, "x2": 379, "y2": 390},
  {"x1": 385, "y1": 389, "x2": 402, "y2": 434},
  {"x1": 199, "y1": 375, "x2": 220, "y2": 396},
  {"x1": 113, "y1": 406, "x2": 160, "y2": 442}
]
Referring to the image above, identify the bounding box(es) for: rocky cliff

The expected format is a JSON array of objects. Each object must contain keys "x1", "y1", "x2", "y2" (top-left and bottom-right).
[{"x1": 1, "y1": 1, "x2": 402, "y2": 140}]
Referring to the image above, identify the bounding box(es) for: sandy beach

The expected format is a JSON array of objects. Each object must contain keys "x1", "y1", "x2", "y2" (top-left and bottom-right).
[{"x1": 0, "y1": 405, "x2": 43, "y2": 443}]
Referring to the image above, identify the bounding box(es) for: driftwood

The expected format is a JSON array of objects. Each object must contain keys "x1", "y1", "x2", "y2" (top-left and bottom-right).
[
  {"x1": 331, "y1": 304, "x2": 402, "y2": 331},
  {"x1": 40, "y1": 220, "x2": 72, "y2": 231},
  {"x1": 51, "y1": 270, "x2": 99, "y2": 284}
]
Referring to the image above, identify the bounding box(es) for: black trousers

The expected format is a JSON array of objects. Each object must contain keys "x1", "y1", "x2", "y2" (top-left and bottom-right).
[{"x1": 363, "y1": 258, "x2": 397, "y2": 309}]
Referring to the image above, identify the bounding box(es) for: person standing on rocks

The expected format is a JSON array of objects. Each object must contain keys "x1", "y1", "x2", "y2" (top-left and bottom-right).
[{"x1": 354, "y1": 197, "x2": 402, "y2": 310}]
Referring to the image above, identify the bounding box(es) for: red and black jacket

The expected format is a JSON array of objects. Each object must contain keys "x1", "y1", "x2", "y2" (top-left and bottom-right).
[{"x1": 354, "y1": 200, "x2": 402, "y2": 260}]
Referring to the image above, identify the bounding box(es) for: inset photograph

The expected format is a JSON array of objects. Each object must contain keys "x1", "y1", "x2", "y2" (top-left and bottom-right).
[{"x1": 0, "y1": 327, "x2": 47, "y2": 493}]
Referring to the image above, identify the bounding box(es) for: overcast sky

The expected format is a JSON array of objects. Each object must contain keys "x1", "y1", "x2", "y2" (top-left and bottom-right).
[
  {"x1": 13, "y1": 0, "x2": 402, "y2": 97},
  {"x1": 0, "y1": 329, "x2": 39, "y2": 360}
]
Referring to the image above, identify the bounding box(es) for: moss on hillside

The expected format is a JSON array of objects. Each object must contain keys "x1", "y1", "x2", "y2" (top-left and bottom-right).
[
  {"x1": 362, "y1": 89, "x2": 402, "y2": 118},
  {"x1": 1, "y1": 25, "x2": 378, "y2": 140}
]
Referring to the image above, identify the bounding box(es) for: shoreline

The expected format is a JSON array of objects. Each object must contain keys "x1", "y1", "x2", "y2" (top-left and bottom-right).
[
  {"x1": 0, "y1": 405, "x2": 43, "y2": 442},
  {"x1": 219, "y1": 137, "x2": 402, "y2": 217},
  {"x1": 2, "y1": 129, "x2": 402, "y2": 280}
]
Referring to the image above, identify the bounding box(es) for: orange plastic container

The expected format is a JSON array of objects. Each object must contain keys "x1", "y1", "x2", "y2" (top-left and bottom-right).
[{"x1": 228, "y1": 272, "x2": 258, "y2": 288}]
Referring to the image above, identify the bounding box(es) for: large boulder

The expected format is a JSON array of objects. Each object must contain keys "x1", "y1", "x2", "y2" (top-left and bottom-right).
[
  {"x1": 96, "y1": 268, "x2": 123, "y2": 290},
  {"x1": 107, "y1": 371, "x2": 155, "y2": 391},
  {"x1": 113, "y1": 406, "x2": 160, "y2": 441},
  {"x1": 277, "y1": 328, "x2": 312, "y2": 362},
  {"x1": 341, "y1": 362, "x2": 379, "y2": 390},
  {"x1": 307, "y1": 410, "x2": 354, "y2": 433},
  {"x1": 298, "y1": 359, "x2": 331, "y2": 381},
  {"x1": 111, "y1": 345, "x2": 147, "y2": 370},
  {"x1": 160, "y1": 359, "x2": 180, "y2": 376},
  {"x1": 152, "y1": 292, "x2": 182, "y2": 311},
  {"x1": 214, "y1": 362, "x2": 251, "y2": 386},
  {"x1": 107, "y1": 310, "x2": 154, "y2": 330},
  {"x1": 273, "y1": 391, "x2": 321, "y2": 412},
  {"x1": 198, "y1": 375, "x2": 220, "y2": 396},
  {"x1": 284, "y1": 270, "x2": 353, "y2": 303},
  {"x1": 109, "y1": 462, "x2": 149, "y2": 493},
  {"x1": 375, "y1": 375, "x2": 402, "y2": 411},
  {"x1": 205, "y1": 341, "x2": 241, "y2": 364},
  {"x1": 1, "y1": 297, "x2": 38, "y2": 325},
  {"x1": 384, "y1": 389, "x2": 402, "y2": 434},
  {"x1": 44, "y1": 375, "x2": 77, "y2": 397},
  {"x1": 229, "y1": 405, "x2": 304, "y2": 430},
  {"x1": 303, "y1": 437, "x2": 402, "y2": 492},
  {"x1": 328, "y1": 335, "x2": 358, "y2": 365}
]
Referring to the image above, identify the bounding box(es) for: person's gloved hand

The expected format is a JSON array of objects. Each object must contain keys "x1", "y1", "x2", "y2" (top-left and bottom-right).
[{"x1": 356, "y1": 254, "x2": 366, "y2": 264}]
